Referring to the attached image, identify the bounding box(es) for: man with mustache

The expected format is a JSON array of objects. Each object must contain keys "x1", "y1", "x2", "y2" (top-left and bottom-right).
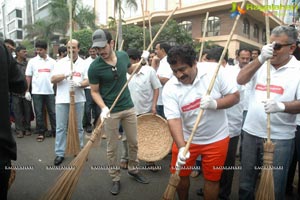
[
  {"x1": 238, "y1": 25, "x2": 300, "y2": 200},
  {"x1": 162, "y1": 45, "x2": 240, "y2": 200}
]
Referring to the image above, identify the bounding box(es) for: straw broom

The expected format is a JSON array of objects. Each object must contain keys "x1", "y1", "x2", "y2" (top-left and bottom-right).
[
  {"x1": 41, "y1": 7, "x2": 178, "y2": 200},
  {"x1": 198, "y1": 12, "x2": 209, "y2": 62},
  {"x1": 255, "y1": 4, "x2": 275, "y2": 199},
  {"x1": 162, "y1": 1, "x2": 246, "y2": 199},
  {"x1": 65, "y1": 0, "x2": 80, "y2": 156}
]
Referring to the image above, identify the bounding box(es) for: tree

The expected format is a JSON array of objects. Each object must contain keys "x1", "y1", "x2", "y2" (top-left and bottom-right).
[
  {"x1": 23, "y1": 19, "x2": 55, "y2": 53},
  {"x1": 73, "y1": 29, "x2": 93, "y2": 57},
  {"x1": 122, "y1": 19, "x2": 193, "y2": 51},
  {"x1": 49, "y1": 0, "x2": 96, "y2": 37},
  {"x1": 114, "y1": 0, "x2": 138, "y2": 50}
]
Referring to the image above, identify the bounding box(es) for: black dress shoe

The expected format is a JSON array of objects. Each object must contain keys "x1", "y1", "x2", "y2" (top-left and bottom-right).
[
  {"x1": 128, "y1": 171, "x2": 149, "y2": 184},
  {"x1": 197, "y1": 188, "x2": 204, "y2": 196},
  {"x1": 54, "y1": 156, "x2": 64, "y2": 166},
  {"x1": 110, "y1": 181, "x2": 120, "y2": 195},
  {"x1": 86, "y1": 126, "x2": 92, "y2": 133}
]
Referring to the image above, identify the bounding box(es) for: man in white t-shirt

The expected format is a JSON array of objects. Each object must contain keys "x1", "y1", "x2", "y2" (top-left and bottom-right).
[
  {"x1": 83, "y1": 47, "x2": 99, "y2": 134},
  {"x1": 220, "y1": 48, "x2": 251, "y2": 199},
  {"x1": 25, "y1": 40, "x2": 56, "y2": 142},
  {"x1": 120, "y1": 49, "x2": 162, "y2": 170},
  {"x1": 162, "y1": 45, "x2": 239, "y2": 200},
  {"x1": 155, "y1": 42, "x2": 173, "y2": 118},
  {"x1": 237, "y1": 25, "x2": 300, "y2": 200},
  {"x1": 51, "y1": 39, "x2": 88, "y2": 166}
]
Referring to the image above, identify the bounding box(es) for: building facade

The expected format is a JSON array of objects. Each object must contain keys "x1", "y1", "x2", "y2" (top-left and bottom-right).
[{"x1": 99, "y1": 0, "x2": 298, "y2": 57}]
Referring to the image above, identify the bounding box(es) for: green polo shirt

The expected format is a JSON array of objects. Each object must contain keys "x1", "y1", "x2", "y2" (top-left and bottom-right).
[{"x1": 88, "y1": 51, "x2": 134, "y2": 113}]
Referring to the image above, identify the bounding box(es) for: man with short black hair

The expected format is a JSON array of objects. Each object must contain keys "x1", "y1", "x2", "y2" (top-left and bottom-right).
[
  {"x1": 155, "y1": 41, "x2": 173, "y2": 118},
  {"x1": 251, "y1": 48, "x2": 261, "y2": 61},
  {"x1": 25, "y1": 40, "x2": 56, "y2": 141},
  {"x1": 88, "y1": 29, "x2": 149, "y2": 195},
  {"x1": 11, "y1": 46, "x2": 32, "y2": 138}
]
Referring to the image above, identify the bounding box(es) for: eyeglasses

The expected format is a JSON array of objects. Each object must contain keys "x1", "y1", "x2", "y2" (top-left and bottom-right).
[
  {"x1": 273, "y1": 43, "x2": 292, "y2": 50},
  {"x1": 112, "y1": 66, "x2": 118, "y2": 80}
]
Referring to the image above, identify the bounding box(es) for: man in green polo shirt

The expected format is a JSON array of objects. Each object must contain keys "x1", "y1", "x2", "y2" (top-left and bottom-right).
[{"x1": 88, "y1": 29, "x2": 149, "y2": 195}]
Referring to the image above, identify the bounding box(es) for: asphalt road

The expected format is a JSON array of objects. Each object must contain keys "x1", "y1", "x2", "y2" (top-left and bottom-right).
[{"x1": 7, "y1": 129, "x2": 298, "y2": 200}]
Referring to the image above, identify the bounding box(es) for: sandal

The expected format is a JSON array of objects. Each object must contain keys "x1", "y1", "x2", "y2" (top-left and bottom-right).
[{"x1": 36, "y1": 135, "x2": 45, "y2": 142}]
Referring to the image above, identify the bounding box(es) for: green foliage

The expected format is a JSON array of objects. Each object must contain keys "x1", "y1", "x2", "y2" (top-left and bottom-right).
[
  {"x1": 151, "y1": 19, "x2": 193, "y2": 46},
  {"x1": 122, "y1": 19, "x2": 193, "y2": 51},
  {"x1": 122, "y1": 25, "x2": 145, "y2": 50},
  {"x1": 20, "y1": 40, "x2": 35, "y2": 58},
  {"x1": 73, "y1": 29, "x2": 93, "y2": 56}
]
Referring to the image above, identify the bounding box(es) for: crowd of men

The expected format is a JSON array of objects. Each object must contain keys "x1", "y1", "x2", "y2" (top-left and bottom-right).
[{"x1": 1, "y1": 24, "x2": 300, "y2": 200}]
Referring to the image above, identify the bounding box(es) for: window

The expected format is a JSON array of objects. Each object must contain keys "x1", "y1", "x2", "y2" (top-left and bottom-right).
[
  {"x1": 243, "y1": 18, "x2": 250, "y2": 36},
  {"x1": 202, "y1": 16, "x2": 220, "y2": 36},
  {"x1": 8, "y1": 21, "x2": 15, "y2": 32},
  {"x1": 37, "y1": 0, "x2": 50, "y2": 9},
  {"x1": 253, "y1": 24, "x2": 259, "y2": 39},
  {"x1": 179, "y1": 21, "x2": 192, "y2": 35},
  {"x1": 8, "y1": 9, "x2": 22, "y2": 21},
  {"x1": 17, "y1": 30, "x2": 23, "y2": 39},
  {"x1": 8, "y1": 12, "x2": 15, "y2": 21},
  {"x1": 16, "y1": 9, "x2": 22, "y2": 18},
  {"x1": 18, "y1": 20, "x2": 23, "y2": 28},
  {"x1": 262, "y1": 29, "x2": 266, "y2": 43}
]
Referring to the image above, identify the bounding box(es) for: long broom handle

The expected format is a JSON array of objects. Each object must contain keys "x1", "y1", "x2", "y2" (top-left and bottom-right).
[
  {"x1": 198, "y1": 12, "x2": 209, "y2": 62},
  {"x1": 90, "y1": 7, "x2": 178, "y2": 142},
  {"x1": 265, "y1": 0, "x2": 271, "y2": 143},
  {"x1": 141, "y1": 0, "x2": 146, "y2": 50},
  {"x1": 180, "y1": 0, "x2": 247, "y2": 162},
  {"x1": 68, "y1": 0, "x2": 73, "y2": 78}
]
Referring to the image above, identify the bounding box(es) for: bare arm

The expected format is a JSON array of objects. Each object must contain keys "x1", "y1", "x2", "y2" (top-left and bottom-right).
[
  {"x1": 80, "y1": 79, "x2": 89, "y2": 88},
  {"x1": 158, "y1": 76, "x2": 170, "y2": 85},
  {"x1": 151, "y1": 88, "x2": 159, "y2": 114},
  {"x1": 237, "y1": 59, "x2": 262, "y2": 85},
  {"x1": 282, "y1": 100, "x2": 300, "y2": 114},
  {"x1": 90, "y1": 83, "x2": 107, "y2": 109},
  {"x1": 167, "y1": 118, "x2": 186, "y2": 148},
  {"x1": 216, "y1": 91, "x2": 240, "y2": 109},
  {"x1": 51, "y1": 74, "x2": 65, "y2": 84},
  {"x1": 25, "y1": 76, "x2": 32, "y2": 92}
]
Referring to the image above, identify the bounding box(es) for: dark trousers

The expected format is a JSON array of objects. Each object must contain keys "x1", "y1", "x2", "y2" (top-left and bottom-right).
[
  {"x1": 84, "y1": 89, "x2": 100, "y2": 127},
  {"x1": 219, "y1": 135, "x2": 239, "y2": 200},
  {"x1": 11, "y1": 95, "x2": 32, "y2": 132},
  {"x1": 32, "y1": 94, "x2": 56, "y2": 135},
  {"x1": 0, "y1": 160, "x2": 11, "y2": 200},
  {"x1": 156, "y1": 105, "x2": 165, "y2": 119},
  {"x1": 286, "y1": 125, "x2": 300, "y2": 194}
]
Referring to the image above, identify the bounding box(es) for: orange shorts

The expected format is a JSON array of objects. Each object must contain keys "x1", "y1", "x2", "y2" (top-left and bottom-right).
[{"x1": 170, "y1": 137, "x2": 229, "y2": 181}]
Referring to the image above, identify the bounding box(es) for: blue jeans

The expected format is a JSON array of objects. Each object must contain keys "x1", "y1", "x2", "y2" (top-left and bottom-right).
[
  {"x1": 32, "y1": 94, "x2": 56, "y2": 135},
  {"x1": 156, "y1": 105, "x2": 165, "y2": 119},
  {"x1": 239, "y1": 132, "x2": 294, "y2": 200},
  {"x1": 55, "y1": 103, "x2": 84, "y2": 157}
]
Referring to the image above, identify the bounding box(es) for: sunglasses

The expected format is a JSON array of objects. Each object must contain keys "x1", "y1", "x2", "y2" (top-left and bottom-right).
[
  {"x1": 273, "y1": 43, "x2": 292, "y2": 50},
  {"x1": 112, "y1": 66, "x2": 118, "y2": 80}
]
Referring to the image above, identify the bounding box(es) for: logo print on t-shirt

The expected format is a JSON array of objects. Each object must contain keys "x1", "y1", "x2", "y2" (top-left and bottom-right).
[
  {"x1": 181, "y1": 98, "x2": 200, "y2": 112},
  {"x1": 255, "y1": 84, "x2": 284, "y2": 95},
  {"x1": 73, "y1": 72, "x2": 81, "y2": 77},
  {"x1": 38, "y1": 69, "x2": 51, "y2": 72}
]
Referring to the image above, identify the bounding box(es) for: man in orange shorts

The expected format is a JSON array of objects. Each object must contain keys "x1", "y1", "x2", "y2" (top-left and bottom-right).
[{"x1": 162, "y1": 45, "x2": 240, "y2": 199}]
